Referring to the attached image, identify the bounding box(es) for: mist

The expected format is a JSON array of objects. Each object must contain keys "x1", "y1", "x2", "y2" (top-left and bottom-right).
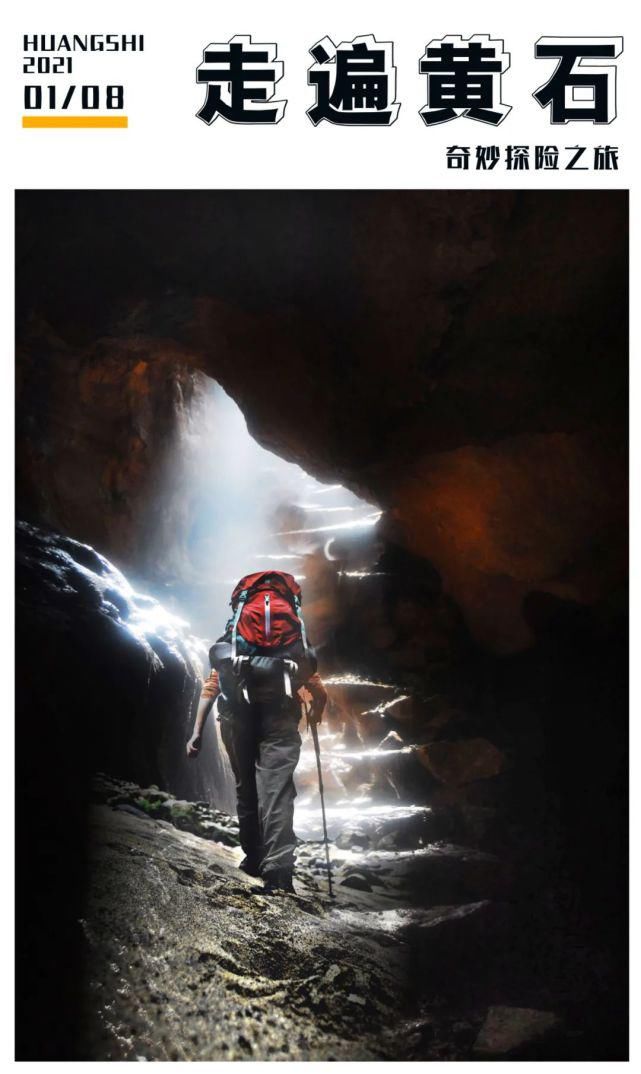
[{"x1": 177, "y1": 378, "x2": 382, "y2": 641}]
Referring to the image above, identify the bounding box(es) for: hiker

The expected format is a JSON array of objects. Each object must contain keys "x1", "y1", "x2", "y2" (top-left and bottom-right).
[{"x1": 186, "y1": 571, "x2": 327, "y2": 894}]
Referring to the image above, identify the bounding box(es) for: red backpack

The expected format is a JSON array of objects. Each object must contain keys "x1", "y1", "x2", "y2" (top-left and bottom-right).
[
  {"x1": 228, "y1": 571, "x2": 307, "y2": 655},
  {"x1": 210, "y1": 571, "x2": 314, "y2": 706}
]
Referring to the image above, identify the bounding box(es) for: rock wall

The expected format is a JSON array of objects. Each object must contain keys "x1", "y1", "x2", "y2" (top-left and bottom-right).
[
  {"x1": 15, "y1": 520, "x2": 233, "y2": 806},
  {"x1": 15, "y1": 520, "x2": 236, "y2": 1059},
  {"x1": 16, "y1": 190, "x2": 627, "y2": 652},
  {"x1": 17, "y1": 326, "x2": 208, "y2": 584}
]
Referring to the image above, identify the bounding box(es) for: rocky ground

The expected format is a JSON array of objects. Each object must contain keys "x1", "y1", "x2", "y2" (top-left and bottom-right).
[{"x1": 76, "y1": 775, "x2": 594, "y2": 1061}]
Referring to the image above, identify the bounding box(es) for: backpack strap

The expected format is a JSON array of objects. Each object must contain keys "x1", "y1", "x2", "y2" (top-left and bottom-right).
[
  {"x1": 294, "y1": 595, "x2": 309, "y2": 654},
  {"x1": 230, "y1": 589, "x2": 248, "y2": 661},
  {"x1": 283, "y1": 657, "x2": 299, "y2": 698}
]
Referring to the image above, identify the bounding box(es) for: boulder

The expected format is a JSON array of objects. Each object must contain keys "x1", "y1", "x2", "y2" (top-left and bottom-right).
[
  {"x1": 158, "y1": 798, "x2": 240, "y2": 846},
  {"x1": 335, "y1": 825, "x2": 372, "y2": 851},
  {"x1": 91, "y1": 775, "x2": 241, "y2": 846},
  {"x1": 140, "y1": 786, "x2": 171, "y2": 803},
  {"x1": 339, "y1": 872, "x2": 373, "y2": 892},
  {"x1": 417, "y1": 738, "x2": 506, "y2": 786},
  {"x1": 473, "y1": 1006, "x2": 561, "y2": 1057}
]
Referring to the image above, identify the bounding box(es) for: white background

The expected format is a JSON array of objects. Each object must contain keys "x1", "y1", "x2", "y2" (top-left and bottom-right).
[
  {"x1": 1, "y1": 0, "x2": 636, "y2": 1067},
  {"x1": 5, "y1": 9, "x2": 633, "y2": 190}
]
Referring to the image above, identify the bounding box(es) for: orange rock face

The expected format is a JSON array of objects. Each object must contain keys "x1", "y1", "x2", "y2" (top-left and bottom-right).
[
  {"x1": 16, "y1": 330, "x2": 207, "y2": 580},
  {"x1": 391, "y1": 430, "x2": 626, "y2": 651},
  {"x1": 417, "y1": 738, "x2": 506, "y2": 787}
]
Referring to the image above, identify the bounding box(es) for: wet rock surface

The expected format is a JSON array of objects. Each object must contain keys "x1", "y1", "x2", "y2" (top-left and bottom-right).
[
  {"x1": 79, "y1": 801, "x2": 405, "y2": 1061},
  {"x1": 16, "y1": 521, "x2": 233, "y2": 807},
  {"x1": 72, "y1": 773, "x2": 615, "y2": 1061}
]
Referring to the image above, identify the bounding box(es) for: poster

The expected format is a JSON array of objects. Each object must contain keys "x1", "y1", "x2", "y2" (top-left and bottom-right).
[{"x1": 3, "y1": 1, "x2": 634, "y2": 1064}]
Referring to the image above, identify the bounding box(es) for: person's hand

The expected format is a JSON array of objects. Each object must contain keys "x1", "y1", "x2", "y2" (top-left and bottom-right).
[{"x1": 186, "y1": 733, "x2": 201, "y2": 759}]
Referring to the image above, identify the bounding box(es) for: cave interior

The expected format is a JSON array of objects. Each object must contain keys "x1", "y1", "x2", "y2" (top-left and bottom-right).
[{"x1": 15, "y1": 190, "x2": 628, "y2": 1060}]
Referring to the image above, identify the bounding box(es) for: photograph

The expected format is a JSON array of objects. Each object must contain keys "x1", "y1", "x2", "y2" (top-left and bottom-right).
[{"x1": 14, "y1": 188, "x2": 628, "y2": 1061}]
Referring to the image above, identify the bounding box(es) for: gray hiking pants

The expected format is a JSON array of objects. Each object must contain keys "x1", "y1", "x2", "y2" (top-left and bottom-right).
[{"x1": 219, "y1": 699, "x2": 301, "y2": 876}]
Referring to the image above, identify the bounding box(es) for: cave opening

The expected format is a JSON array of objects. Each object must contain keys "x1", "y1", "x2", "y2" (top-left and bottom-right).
[
  {"x1": 153, "y1": 376, "x2": 383, "y2": 637},
  {"x1": 141, "y1": 373, "x2": 414, "y2": 838}
]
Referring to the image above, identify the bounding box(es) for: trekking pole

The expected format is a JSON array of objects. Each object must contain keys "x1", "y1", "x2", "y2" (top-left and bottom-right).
[{"x1": 306, "y1": 702, "x2": 334, "y2": 898}]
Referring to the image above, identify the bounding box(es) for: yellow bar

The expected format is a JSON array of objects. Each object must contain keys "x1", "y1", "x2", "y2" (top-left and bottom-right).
[{"x1": 22, "y1": 115, "x2": 128, "y2": 129}]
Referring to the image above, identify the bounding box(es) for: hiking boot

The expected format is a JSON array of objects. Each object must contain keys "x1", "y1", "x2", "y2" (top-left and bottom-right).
[
  {"x1": 262, "y1": 867, "x2": 295, "y2": 894},
  {"x1": 238, "y1": 856, "x2": 261, "y2": 878}
]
